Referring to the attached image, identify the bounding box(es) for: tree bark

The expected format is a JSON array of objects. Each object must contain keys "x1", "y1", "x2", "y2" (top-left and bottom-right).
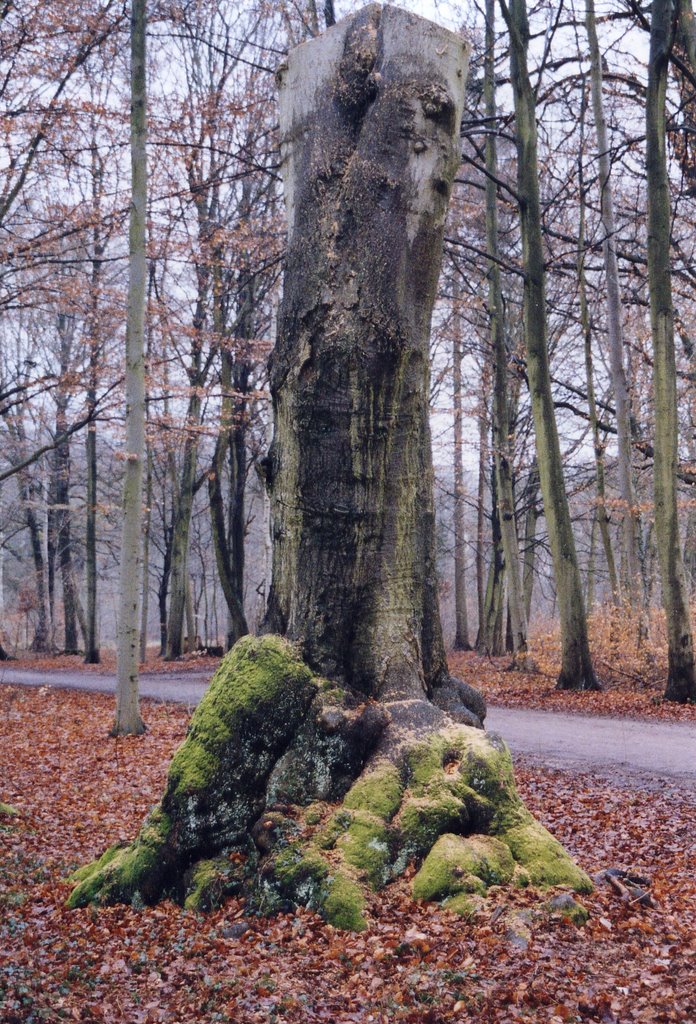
[
  {"x1": 113, "y1": 0, "x2": 147, "y2": 735},
  {"x1": 521, "y1": 462, "x2": 539, "y2": 621},
  {"x1": 264, "y1": 5, "x2": 469, "y2": 701},
  {"x1": 646, "y1": 0, "x2": 696, "y2": 703},
  {"x1": 499, "y1": 0, "x2": 599, "y2": 691}
]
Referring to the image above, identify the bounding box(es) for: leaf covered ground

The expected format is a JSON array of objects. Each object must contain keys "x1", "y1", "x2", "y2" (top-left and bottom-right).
[
  {"x1": 1, "y1": 686, "x2": 694, "y2": 1023},
  {"x1": 450, "y1": 609, "x2": 696, "y2": 723}
]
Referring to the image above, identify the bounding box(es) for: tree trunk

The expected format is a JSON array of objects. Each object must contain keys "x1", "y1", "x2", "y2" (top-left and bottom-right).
[
  {"x1": 485, "y1": 0, "x2": 529, "y2": 666},
  {"x1": 476, "y1": 388, "x2": 488, "y2": 635},
  {"x1": 166, "y1": 394, "x2": 201, "y2": 660},
  {"x1": 577, "y1": 115, "x2": 619, "y2": 606},
  {"x1": 500, "y1": 0, "x2": 599, "y2": 691},
  {"x1": 585, "y1": 0, "x2": 641, "y2": 606},
  {"x1": 477, "y1": 461, "x2": 506, "y2": 656},
  {"x1": 521, "y1": 462, "x2": 539, "y2": 621},
  {"x1": 451, "y1": 280, "x2": 471, "y2": 651},
  {"x1": 208, "y1": 254, "x2": 250, "y2": 649},
  {"x1": 646, "y1": 0, "x2": 696, "y2": 703},
  {"x1": 113, "y1": 0, "x2": 147, "y2": 735},
  {"x1": 264, "y1": 5, "x2": 466, "y2": 702},
  {"x1": 70, "y1": 5, "x2": 590, "y2": 927},
  {"x1": 84, "y1": 145, "x2": 104, "y2": 665}
]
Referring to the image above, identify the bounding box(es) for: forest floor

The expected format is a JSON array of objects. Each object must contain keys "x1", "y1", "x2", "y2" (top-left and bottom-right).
[{"x1": 1, "y1": 686, "x2": 694, "y2": 1023}]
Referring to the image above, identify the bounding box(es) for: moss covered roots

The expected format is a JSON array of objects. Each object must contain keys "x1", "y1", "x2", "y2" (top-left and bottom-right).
[{"x1": 68, "y1": 636, "x2": 591, "y2": 929}]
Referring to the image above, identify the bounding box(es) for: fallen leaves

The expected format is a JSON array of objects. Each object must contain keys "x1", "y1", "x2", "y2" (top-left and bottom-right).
[{"x1": 0, "y1": 686, "x2": 695, "y2": 1023}]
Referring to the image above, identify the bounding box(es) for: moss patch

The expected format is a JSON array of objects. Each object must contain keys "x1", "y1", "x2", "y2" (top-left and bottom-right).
[
  {"x1": 396, "y1": 794, "x2": 467, "y2": 857},
  {"x1": 183, "y1": 856, "x2": 245, "y2": 912},
  {"x1": 323, "y1": 871, "x2": 367, "y2": 931},
  {"x1": 0, "y1": 802, "x2": 18, "y2": 817},
  {"x1": 337, "y1": 811, "x2": 392, "y2": 888},
  {"x1": 68, "y1": 807, "x2": 172, "y2": 908},
  {"x1": 343, "y1": 762, "x2": 403, "y2": 820},
  {"x1": 412, "y1": 833, "x2": 514, "y2": 902},
  {"x1": 501, "y1": 815, "x2": 593, "y2": 893}
]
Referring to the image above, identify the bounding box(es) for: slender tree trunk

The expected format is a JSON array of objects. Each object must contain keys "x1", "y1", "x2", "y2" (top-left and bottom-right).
[
  {"x1": 577, "y1": 114, "x2": 619, "y2": 605},
  {"x1": 587, "y1": 512, "x2": 598, "y2": 610},
  {"x1": 165, "y1": 393, "x2": 201, "y2": 660},
  {"x1": 208, "y1": 257, "x2": 249, "y2": 648},
  {"x1": 646, "y1": 0, "x2": 696, "y2": 703},
  {"x1": 114, "y1": 0, "x2": 147, "y2": 735},
  {"x1": 500, "y1": 0, "x2": 599, "y2": 690},
  {"x1": 53, "y1": 312, "x2": 80, "y2": 654},
  {"x1": 476, "y1": 381, "x2": 488, "y2": 635},
  {"x1": 485, "y1": 0, "x2": 528, "y2": 664},
  {"x1": 585, "y1": 0, "x2": 641, "y2": 605},
  {"x1": 84, "y1": 146, "x2": 104, "y2": 665},
  {"x1": 18, "y1": 471, "x2": 50, "y2": 652},
  {"x1": 477, "y1": 461, "x2": 506, "y2": 656},
  {"x1": 521, "y1": 461, "x2": 539, "y2": 621},
  {"x1": 140, "y1": 432, "x2": 152, "y2": 664},
  {"x1": 451, "y1": 280, "x2": 471, "y2": 650}
]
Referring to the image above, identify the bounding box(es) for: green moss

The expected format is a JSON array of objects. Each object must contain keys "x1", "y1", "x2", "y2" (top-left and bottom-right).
[
  {"x1": 412, "y1": 833, "x2": 514, "y2": 902},
  {"x1": 67, "y1": 806, "x2": 172, "y2": 908},
  {"x1": 502, "y1": 815, "x2": 593, "y2": 893},
  {"x1": 183, "y1": 856, "x2": 244, "y2": 912},
  {"x1": 0, "y1": 802, "x2": 18, "y2": 817},
  {"x1": 323, "y1": 871, "x2": 367, "y2": 931},
  {"x1": 397, "y1": 794, "x2": 467, "y2": 857},
  {"x1": 343, "y1": 762, "x2": 404, "y2": 821},
  {"x1": 167, "y1": 635, "x2": 316, "y2": 803},
  {"x1": 317, "y1": 809, "x2": 353, "y2": 849},
  {"x1": 337, "y1": 811, "x2": 392, "y2": 889},
  {"x1": 304, "y1": 803, "x2": 326, "y2": 826},
  {"x1": 68, "y1": 843, "x2": 124, "y2": 886},
  {"x1": 442, "y1": 892, "x2": 484, "y2": 918},
  {"x1": 406, "y1": 737, "x2": 445, "y2": 791}
]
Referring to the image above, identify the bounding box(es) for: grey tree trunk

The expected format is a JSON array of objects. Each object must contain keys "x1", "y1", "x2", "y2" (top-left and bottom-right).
[
  {"x1": 84, "y1": 145, "x2": 104, "y2": 665},
  {"x1": 577, "y1": 123, "x2": 619, "y2": 605},
  {"x1": 646, "y1": 0, "x2": 696, "y2": 703},
  {"x1": 585, "y1": 0, "x2": 641, "y2": 606},
  {"x1": 264, "y1": 4, "x2": 469, "y2": 701},
  {"x1": 500, "y1": 0, "x2": 599, "y2": 690},
  {"x1": 113, "y1": 0, "x2": 147, "y2": 735},
  {"x1": 485, "y1": 0, "x2": 528, "y2": 664},
  {"x1": 451, "y1": 280, "x2": 471, "y2": 651},
  {"x1": 476, "y1": 392, "x2": 488, "y2": 634},
  {"x1": 521, "y1": 462, "x2": 539, "y2": 620},
  {"x1": 477, "y1": 462, "x2": 506, "y2": 656}
]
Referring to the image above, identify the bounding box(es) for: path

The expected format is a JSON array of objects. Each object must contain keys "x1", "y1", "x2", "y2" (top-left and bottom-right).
[{"x1": 1, "y1": 664, "x2": 694, "y2": 786}]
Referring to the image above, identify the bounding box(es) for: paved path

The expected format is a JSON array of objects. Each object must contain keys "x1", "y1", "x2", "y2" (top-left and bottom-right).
[{"x1": 1, "y1": 665, "x2": 694, "y2": 786}]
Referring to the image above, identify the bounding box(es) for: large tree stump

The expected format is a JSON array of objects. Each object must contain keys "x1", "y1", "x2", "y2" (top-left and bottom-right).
[{"x1": 69, "y1": 5, "x2": 591, "y2": 927}]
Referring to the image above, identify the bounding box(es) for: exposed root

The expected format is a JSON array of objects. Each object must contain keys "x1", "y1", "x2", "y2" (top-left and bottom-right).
[{"x1": 68, "y1": 636, "x2": 591, "y2": 929}]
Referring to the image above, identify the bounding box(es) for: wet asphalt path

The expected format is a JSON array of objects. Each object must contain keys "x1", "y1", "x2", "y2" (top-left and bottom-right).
[{"x1": 1, "y1": 664, "x2": 693, "y2": 787}]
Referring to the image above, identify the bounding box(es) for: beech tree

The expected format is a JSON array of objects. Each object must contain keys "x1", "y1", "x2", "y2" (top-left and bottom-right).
[
  {"x1": 68, "y1": 6, "x2": 590, "y2": 927},
  {"x1": 646, "y1": 0, "x2": 696, "y2": 703},
  {"x1": 113, "y1": 0, "x2": 147, "y2": 736},
  {"x1": 499, "y1": 0, "x2": 600, "y2": 690}
]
